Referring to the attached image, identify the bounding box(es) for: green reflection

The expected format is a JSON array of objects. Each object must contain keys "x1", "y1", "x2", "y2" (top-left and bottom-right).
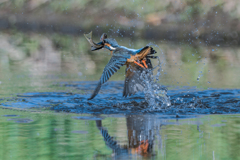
[{"x1": 0, "y1": 109, "x2": 240, "y2": 160}]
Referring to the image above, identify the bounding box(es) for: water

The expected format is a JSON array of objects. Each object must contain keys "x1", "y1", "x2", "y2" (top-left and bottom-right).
[
  {"x1": 0, "y1": 110, "x2": 240, "y2": 160},
  {"x1": 2, "y1": 54, "x2": 240, "y2": 115},
  {"x1": 1, "y1": 81, "x2": 240, "y2": 115},
  {"x1": 139, "y1": 56, "x2": 171, "y2": 108},
  {"x1": 0, "y1": 33, "x2": 240, "y2": 159}
]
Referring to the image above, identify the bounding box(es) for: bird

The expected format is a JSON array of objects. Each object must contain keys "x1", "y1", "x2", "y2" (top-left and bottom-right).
[
  {"x1": 84, "y1": 31, "x2": 157, "y2": 100},
  {"x1": 95, "y1": 118, "x2": 153, "y2": 157}
]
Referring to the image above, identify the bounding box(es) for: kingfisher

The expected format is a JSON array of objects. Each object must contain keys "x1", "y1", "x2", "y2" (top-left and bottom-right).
[{"x1": 84, "y1": 31, "x2": 157, "y2": 100}]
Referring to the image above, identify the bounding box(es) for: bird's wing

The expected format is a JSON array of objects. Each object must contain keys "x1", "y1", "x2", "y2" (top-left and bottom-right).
[
  {"x1": 88, "y1": 55, "x2": 128, "y2": 100},
  {"x1": 123, "y1": 59, "x2": 153, "y2": 97}
]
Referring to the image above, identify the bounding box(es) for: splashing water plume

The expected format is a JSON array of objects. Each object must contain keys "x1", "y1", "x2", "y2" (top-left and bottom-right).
[
  {"x1": 140, "y1": 56, "x2": 171, "y2": 109},
  {"x1": 135, "y1": 43, "x2": 171, "y2": 109}
]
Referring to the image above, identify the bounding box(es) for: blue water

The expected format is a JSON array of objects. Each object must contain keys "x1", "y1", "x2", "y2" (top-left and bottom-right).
[{"x1": 2, "y1": 81, "x2": 240, "y2": 115}]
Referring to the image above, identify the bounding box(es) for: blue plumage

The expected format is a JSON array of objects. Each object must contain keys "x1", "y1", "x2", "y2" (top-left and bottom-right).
[{"x1": 84, "y1": 32, "x2": 157, "y2": 100}]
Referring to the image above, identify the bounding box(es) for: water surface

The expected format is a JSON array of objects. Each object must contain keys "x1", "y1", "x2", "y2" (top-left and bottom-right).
[
  {"x1": 1, "y1": 81, "x2": 239, "y2": 115},
  {"x1": 0, "y1": 110, "x2": 240, "y2": 160},
  {"x1": 1, "y1": 33, "x2": 240, "y2": 160}
]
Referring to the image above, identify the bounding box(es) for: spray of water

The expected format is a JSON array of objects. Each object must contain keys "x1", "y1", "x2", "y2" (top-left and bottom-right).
[{"x1": 140, "y1": 51, "x2": 171, "y2": 109}]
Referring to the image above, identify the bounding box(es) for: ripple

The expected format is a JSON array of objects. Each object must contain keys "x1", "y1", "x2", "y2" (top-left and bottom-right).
[
  {"x1": 3, "y1": 115, "x2": 19, "y2": 117},
  {"x1": 71, "y1": 130, "x2": 88, "y2": 134},
  {"x1": 8, "y1": 118, "x2": 33, "y2": 123},
  {"x1": 211, "y1": 123, "x2": 226, "y2": 127},
  {"x1": 72, "y1": 116, "x2": 103, "y2": 120}
]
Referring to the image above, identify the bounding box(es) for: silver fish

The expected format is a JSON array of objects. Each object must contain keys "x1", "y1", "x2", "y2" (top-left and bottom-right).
[{"x1": 84, "y1": 31, "x2": 104, "y2": 51}]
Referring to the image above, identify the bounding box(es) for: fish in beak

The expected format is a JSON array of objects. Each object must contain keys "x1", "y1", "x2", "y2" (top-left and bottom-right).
[{"x1": 84, "y1": 31, "x2": 104, "y2": 51}]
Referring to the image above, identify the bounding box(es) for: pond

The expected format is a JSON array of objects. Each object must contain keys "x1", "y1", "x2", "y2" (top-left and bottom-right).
[
  {"x1": 0, "y1": 33, "x2": 240, "y2": 159},
  {"x1": 0, "y1": 110, "x2": 240, "y2": 159}
]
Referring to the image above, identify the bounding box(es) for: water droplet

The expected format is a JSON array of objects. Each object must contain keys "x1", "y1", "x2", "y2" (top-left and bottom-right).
[
  {"x1": 212, "y1": 49, "x2": 215, "y2": 51},
  {"x1": 208, "y1": 81, "x2": 211, "y2": 84}
]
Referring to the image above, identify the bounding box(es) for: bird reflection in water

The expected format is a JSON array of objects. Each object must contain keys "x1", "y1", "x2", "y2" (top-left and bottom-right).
[{"x1": 95, "y1": 115, "x2": 158, "y2": 158}]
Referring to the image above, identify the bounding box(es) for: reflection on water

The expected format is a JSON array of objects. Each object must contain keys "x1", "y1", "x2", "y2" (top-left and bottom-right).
[{"x1": 0, "y1": 110, "x2": 240, "y2": 160}]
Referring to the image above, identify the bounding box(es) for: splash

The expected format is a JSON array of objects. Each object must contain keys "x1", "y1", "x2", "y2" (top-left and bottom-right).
[
  {"x1": 2, "y1": 83, "x2": 240, "y2": 115},
  {"x1": 140, "y1": 51, "x2": 171, "y2": 109}
]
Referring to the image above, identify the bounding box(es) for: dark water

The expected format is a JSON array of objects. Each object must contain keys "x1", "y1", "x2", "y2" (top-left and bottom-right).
[
  {"x1": 0, "y1": 110, "x2": 240, "y2": 160},
  {"x1": 1, "y1": 81, "x2": 240, "y2": 115}
]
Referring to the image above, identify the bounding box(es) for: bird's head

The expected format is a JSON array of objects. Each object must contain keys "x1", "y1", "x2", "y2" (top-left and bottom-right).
[
  {"x1": 100, "y1": 33, "x2": 107, "y2": 41},
  {"x1": 103, "y1": 38, "x2": 119, "y2": 51}
]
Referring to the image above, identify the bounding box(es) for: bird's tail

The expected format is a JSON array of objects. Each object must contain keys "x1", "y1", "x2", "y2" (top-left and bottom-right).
[
  {"x1": 141, "y1": 46, "x2": 157, "y2": 69},
  {"x1": 146, "y1": 47, "x2": 157, "y2": 58}
]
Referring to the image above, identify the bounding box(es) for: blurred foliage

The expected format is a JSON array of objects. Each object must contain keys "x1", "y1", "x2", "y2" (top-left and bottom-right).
[
  {"x1": 16, "y1": 34, "x2": 40, "y2": 57},
  {"x1": 1, "y1": 0, "x2": 240, "y2": 23},
  {"x1": 23, "y1": 0, "x2": 240, "y2": 19},
  {"x1": 0, "y1": 0, "x2": 239, "y2": 47}
]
